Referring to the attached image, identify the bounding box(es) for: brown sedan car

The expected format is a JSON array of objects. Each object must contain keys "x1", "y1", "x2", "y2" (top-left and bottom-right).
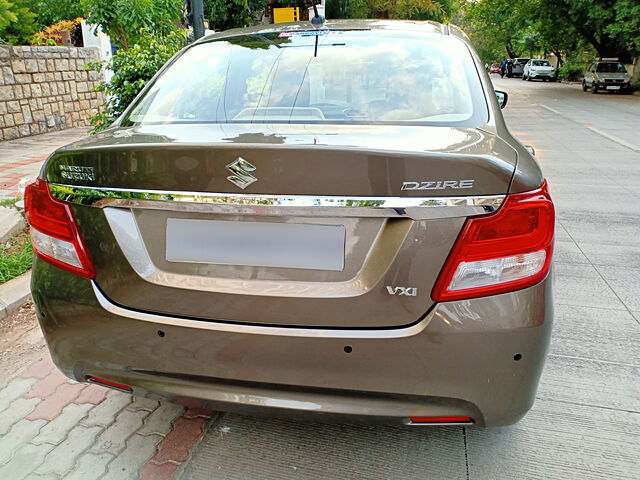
[{"x1": 26, "y1": 20, "x2": 554, "y2": 426}]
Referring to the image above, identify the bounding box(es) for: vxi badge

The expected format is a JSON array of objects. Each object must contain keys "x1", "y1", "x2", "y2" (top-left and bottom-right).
[
  {"x1": 386, "y1": 286, "x2": 418, "y2": 296},
  {"x1": 401, "y1": 180, "x2": 474, "y2": 191}
]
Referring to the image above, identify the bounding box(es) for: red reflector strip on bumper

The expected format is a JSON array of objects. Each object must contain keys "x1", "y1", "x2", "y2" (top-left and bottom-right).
[
  {"x1": 409, "y1": 416, "x2": 472, "y2": 424},
  {"x1": 87, "y1": 376, "x2": 132, "y2": 392}
]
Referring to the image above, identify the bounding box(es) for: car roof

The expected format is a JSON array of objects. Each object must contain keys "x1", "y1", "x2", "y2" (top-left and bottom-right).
[{"x1": 195, "y1": 19, "x2": 466, "y2": 45}]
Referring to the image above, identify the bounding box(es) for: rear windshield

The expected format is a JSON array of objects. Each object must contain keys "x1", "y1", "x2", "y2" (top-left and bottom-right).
[
  {"x1": 596, "y1": 62, "x2": 626, "y2": 73},
  {"x1": 122, "y1": 30, "x2": 488, "y2": 127},
  {"x1": 531, "y1": 60, "x2": 550, "y2": 66}
]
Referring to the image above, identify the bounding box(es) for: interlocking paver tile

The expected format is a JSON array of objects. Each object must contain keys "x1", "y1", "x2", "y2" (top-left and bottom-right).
[
  {"x1": 102, "y1": 433, "x2": 163, "y2": 480},
  {"x1": 0, "y1": 418, "x2": 46, "y2": 465},
  {"x1": 90, "y1": 409, "x2": 149, "y2": 455},
  {"x1": 0, "y1": 397, "x2": 40, "y2": 436},
  {"x1": 23, "y1": 369, "x2": 68, "y2": 399},
  {"x1": 31, "y1": 403, "x2": 93, "y2": 445},
  {"x1": 0, "y1": 377, "x2": 37, "y2": 413},
  {"x1": 34, "y1": 425, "x2": 102, "y2": 476},
  {"x1": 128, "y1": 395, "x2": 160, "y2": 412},
  {"x1": 81, "y1": 390, "x2": 132, "y2": 427},
  {"x1": 64, "y1": 452, "x2": 114, "y2": 480},
  {"x1": 73, "y1": 384, "x2": 109, "y2": 406},
  {"x1": 151, "y1": 416, "x2": 208, "y2": 464},
  {"x1": 141, "y1": 462, "x2": 179, "y2": 480},
  {"x1": 0, "y1": 443, "x2": 54, "y2": 480},
  {"x1": 20, "y1": 357, "x2": 55, "y2": 380},
  {"x1": 26, "y1": 382, "x2": 87, "y2": 421},
  {"x1": 137, "y1": 402, "x2": 185, "y2": 437}
]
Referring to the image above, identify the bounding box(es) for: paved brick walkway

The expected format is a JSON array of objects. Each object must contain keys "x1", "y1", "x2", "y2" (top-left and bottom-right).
[
  {"x1": 0, "y1": 353, "x2": 213, "y2": 480},
  {"x1": 0, "y1": 127, "x2": 87, "y2": 198}
]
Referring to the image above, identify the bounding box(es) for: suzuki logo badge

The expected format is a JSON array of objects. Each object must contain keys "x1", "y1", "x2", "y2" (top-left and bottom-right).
[{"x1": 226, "y1": 157, "x2": 257, "y2": 189}]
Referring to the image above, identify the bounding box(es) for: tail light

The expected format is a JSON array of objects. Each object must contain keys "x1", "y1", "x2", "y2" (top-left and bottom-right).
[
  {"x1": 432, "y1": 181, "x2": 554, "y2": 302},
  {"x1": 24, "y1": 178, "x2": 95, "y2": 278}
]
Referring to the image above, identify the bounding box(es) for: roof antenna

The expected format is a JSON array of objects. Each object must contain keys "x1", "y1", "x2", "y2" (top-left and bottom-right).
[{"x1": 310, "y1": 0, "x2": 325, "y2": 27}]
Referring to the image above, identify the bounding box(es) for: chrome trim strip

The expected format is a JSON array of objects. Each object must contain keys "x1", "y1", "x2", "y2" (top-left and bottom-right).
[
  {"x1": 49, "y1": 184, "x2": 504, "y2": 220},
  {"x1": 91, "y1": 281, "x2": 430, "y2": 339}
]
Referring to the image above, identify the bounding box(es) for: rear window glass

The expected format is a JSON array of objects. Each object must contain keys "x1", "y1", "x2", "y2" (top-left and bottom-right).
[
  {"x1": 122, "y1": 30, "x2": 488, "y2": 127},
  {"x1": 596, "y1": 62, "x2": 626, "y2": 73}
]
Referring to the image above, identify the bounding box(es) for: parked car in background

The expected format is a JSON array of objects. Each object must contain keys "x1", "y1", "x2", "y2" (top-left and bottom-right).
[
  {"x1": 25, "y1": 19, "x2": 554, "y2": 428},
  {"x1": 523, "y1": 59, "x2": 556, "y2": 82},
  {"x1": 582, "y1": 60, "x2": 633, "y2": 94},
  {"x1": 511, "y1": 58, "x2": 530, "y2": 77},
  {"x1": 489, "y1": 62, "x2": 501, "y2": 74}
]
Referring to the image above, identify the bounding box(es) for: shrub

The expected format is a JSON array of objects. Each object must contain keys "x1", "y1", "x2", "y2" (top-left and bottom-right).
[
  {"x1": 88, "y1": 28, "x2": 186, "y2": 132},
  {"x1": 558, "y1": 61, "x2": 585, "y2": 82},
  {"x1": 31, "y1": 17, "x2": 83, "y2": 46}
]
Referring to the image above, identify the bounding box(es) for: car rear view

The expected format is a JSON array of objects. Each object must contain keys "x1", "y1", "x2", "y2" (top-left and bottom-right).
[{"x1": 26, "y1": 20, "x2": 554, "y2": 427}]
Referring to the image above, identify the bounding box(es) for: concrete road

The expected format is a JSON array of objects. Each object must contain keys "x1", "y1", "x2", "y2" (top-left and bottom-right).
[{"x1": 181, "y1": 79, "x2": 640, "y2": 480}]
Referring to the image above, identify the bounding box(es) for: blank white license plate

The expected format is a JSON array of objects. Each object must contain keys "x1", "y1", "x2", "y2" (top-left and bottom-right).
[
  {"x1": 607, "y1": 86, "x2": 620, "y2": 90},
  {"x1": 166, "y1": 218, "x2": 345, "y2": 271}
]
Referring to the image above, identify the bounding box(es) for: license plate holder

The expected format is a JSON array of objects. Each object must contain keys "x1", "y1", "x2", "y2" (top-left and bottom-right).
[
  {"x1": 607, "y1": 85, "x2": 621, "y2": 90},
  {"x1": 166, "y1": 218, "x2": 345, "y2": 271}
]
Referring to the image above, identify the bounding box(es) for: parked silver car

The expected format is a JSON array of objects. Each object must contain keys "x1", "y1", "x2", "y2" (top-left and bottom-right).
[
  {"x1": 582, "y1": 61, "x2": 633, "y2": 94},
  {"x1": 511, "y1": 58, "x2": 530, "y2": 77},
  {"x1": 25, "y1": 20, "x2": 555, "y2": 427}
]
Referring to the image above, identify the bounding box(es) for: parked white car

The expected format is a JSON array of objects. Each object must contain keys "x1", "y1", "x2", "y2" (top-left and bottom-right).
[
  {"x1": 523, "y1": 59, "x2": 556, "y2": 82},
  {"x1": 582, "y1": 61, "x2": 633, "y2": 94}
]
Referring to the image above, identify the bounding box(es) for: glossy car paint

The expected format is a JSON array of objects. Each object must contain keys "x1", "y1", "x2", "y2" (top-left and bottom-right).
[{"x1": 31, "y1": 20, "x2": 552, "y2": 426}]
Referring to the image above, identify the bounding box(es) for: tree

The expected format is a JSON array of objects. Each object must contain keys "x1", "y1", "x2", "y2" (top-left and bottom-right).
[
  {"x1": 0, "y1": 0, "x2": 38, "y2": 44},
  {"x1": 27, "y1": 0, "x2": 84, "y2": 27},
  {"x1": 81, "y1": 0, "x2": 182, "y2": 49},
  {"x1": 328, "y1": 0, "x2": 451, "y2": 21},
  {"x1": 203, "y1": 0, "x2": 267, "y2": 31}
]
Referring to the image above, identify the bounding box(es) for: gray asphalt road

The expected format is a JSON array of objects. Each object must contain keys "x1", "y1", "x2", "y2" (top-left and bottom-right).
[{"x1": 180, "y1": 79, "x2": 640, "y2": 480}]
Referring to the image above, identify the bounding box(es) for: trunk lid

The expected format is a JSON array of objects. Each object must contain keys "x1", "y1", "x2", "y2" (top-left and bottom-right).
[{"x1": 45, "y1": 124, "x2": 516, "y2": 328}]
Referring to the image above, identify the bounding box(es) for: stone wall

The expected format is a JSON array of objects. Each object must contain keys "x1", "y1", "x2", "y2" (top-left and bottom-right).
[{"x1": 0, "y1": 46, "x2": 104, "y2": 141}]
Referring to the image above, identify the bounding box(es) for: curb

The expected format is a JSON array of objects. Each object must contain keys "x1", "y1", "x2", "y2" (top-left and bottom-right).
[
  {"x1": 0, "y1": 206, "x2": 25, "y2": 243},
  {"x1": 0, "y1": 270, "x2": 32, "y2": 320}
]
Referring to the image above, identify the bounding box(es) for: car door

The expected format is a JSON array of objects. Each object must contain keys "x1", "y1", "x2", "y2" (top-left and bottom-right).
[{"x1": 586, "y1": 63, "x2": 594, "y2": 86}]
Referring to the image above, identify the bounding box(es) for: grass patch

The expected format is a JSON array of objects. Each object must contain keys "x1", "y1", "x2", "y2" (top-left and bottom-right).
[
  {"x1": 0, "y1": 230, "x2": 34, "y2": 284},
  {"x1": 0, "y1": 197, "x2": 20, "y2": 207}
]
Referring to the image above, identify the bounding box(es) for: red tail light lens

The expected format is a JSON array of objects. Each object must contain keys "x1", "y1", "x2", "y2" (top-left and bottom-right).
[
  {"x1": 432, "y1": 181, "x2": 554, "y2": 302},
  {"x1": 24, "y1": 178, "x2": 95, "y2": 278}
]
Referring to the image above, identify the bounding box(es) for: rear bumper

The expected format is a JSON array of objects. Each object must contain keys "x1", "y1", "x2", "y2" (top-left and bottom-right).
[{"x1": 32, "y1": 259, "x2": 553, "y2": 427}]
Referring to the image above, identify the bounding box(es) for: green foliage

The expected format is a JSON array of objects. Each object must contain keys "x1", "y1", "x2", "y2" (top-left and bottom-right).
[
  {"x1": 89, "y1": 28, "x2": 186, "y2": 132},
  {"x1": 558, "y1": 60, "x2": 585, "y2": 82},
  {"x1": 203, "y1": 0, "x2": 267, "y2": 31},
  {"x1": 460, "y1": 0, "x2": 638, "y2": 64},
  {"x1": 0, "y1": 230, "x2": 33, "y2": 284},
  {"x1": 28, "y1": 0, "x2": 84, "y2": 27},
  {"x1": 328, "y1": 0, "x2": 451, "y2": 21},
  {"x1": 0, "y1": 0, "x2": 38, "y2": 45},
  {"x1": 81, "y1": 0, "x2": 182, "y2": 49}
]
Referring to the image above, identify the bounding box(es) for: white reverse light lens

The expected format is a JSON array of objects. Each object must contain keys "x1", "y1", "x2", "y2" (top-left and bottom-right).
[
  {"x1": 31, "y1": 227, "x2": 82, "y2": 269},
  {"x1": 448, "y1": 250, "x2": 546, "y2": 292}
]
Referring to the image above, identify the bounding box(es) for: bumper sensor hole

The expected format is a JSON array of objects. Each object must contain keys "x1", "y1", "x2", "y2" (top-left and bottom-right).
[
  {"x1": 344, "y1": 346, "x2": 353, "y2": 354},
  {"x1": 514, "y1": 353, "x2": 522, "y2": 361},
  {"x1": 157, "y1": 330, "x2": 165, "y2": 338}
]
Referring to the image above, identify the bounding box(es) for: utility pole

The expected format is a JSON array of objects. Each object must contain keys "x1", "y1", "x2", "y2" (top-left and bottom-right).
[{"x1": 189, "y1": 0, "x2": 205, "y2": 40}]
